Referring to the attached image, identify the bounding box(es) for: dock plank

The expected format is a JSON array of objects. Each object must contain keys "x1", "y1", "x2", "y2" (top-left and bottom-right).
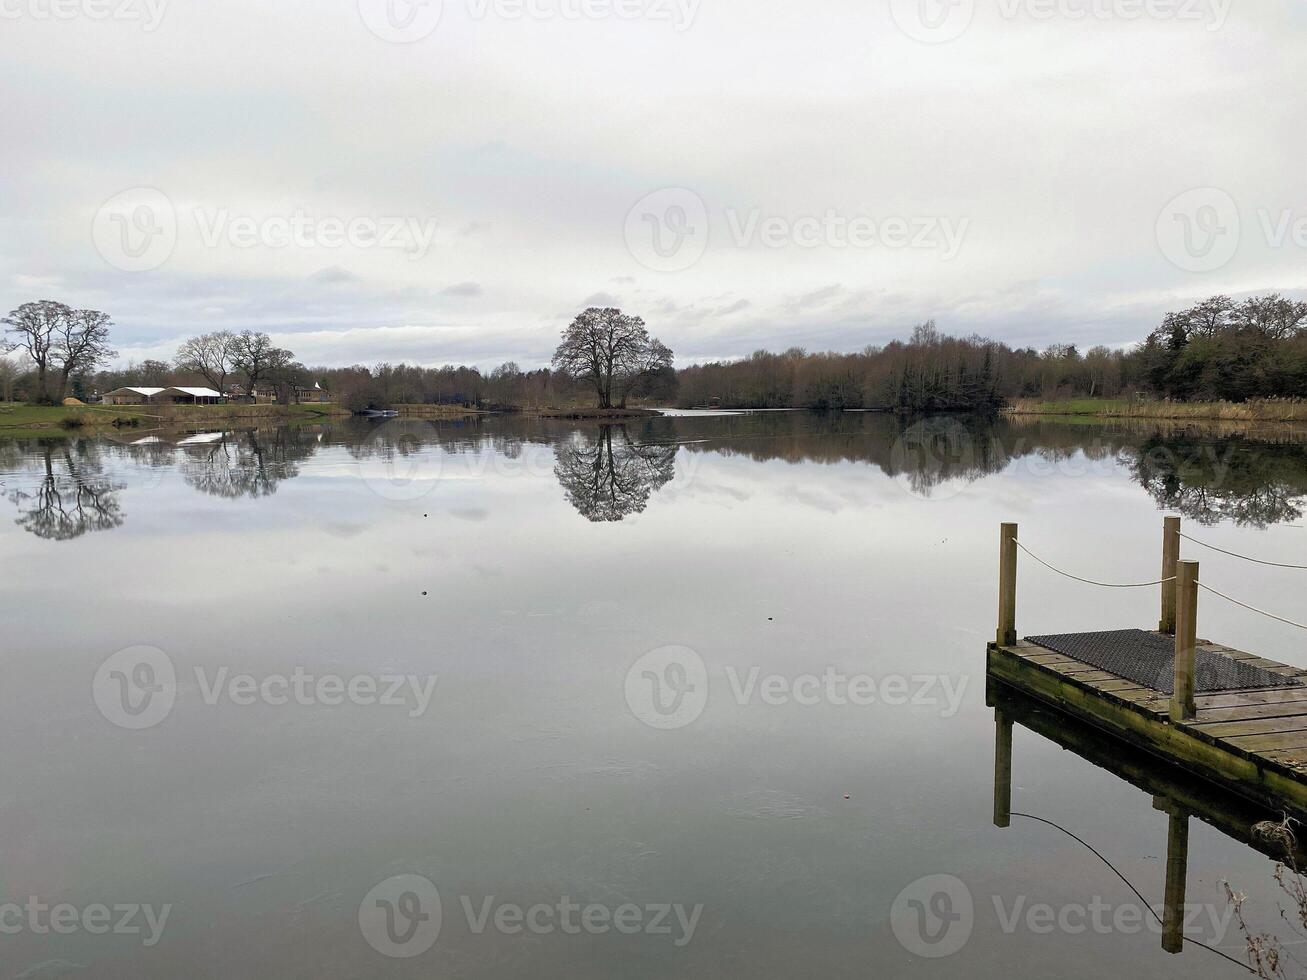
[{"x1": 988, "y1": 637, "x2": 1307, "y2": 815}]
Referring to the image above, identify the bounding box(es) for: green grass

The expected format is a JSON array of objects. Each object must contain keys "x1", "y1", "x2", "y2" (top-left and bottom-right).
[{"x1": 0, "y1": 401, "x2": 347, "y2": 432}]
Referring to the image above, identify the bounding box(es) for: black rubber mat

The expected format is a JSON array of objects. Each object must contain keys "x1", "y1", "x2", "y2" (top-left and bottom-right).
[{"x1": 1025, "y1": 628, "x2": 1300, "y2": 695}]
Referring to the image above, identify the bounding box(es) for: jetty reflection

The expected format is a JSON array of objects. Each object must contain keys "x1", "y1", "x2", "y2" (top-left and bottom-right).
[{"x1": 989, "y1": 681, "x2": 1307, "y2": 956}]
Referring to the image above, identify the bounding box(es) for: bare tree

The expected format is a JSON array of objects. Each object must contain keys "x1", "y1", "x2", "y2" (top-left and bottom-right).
[
  {"x1": 551, "y1": 307, "x2": 674, "y2": 409},
  {"x1": 175, "y1": 330, "x2": 238, "y2": 392},
  {"x1": 54, "y1": 308, "x2": 117, "y2": 399},
  {"x1": 0, "y1": 352, "x2": 33, "y2": 402},
  {"x1": 229, "y1": 330, "x2": 294, "y2": 396},
  {"x1": 2, "y1": 300, "x2": 70, "y2": 402}
]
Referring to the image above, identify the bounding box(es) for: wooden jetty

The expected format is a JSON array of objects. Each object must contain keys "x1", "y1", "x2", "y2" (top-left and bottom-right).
[{"x1": 987, "y1": 519, "x2": 1307, "y2": 816}]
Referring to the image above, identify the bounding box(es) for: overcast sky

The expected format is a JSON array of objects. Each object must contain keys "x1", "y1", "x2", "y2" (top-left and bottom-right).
[{"x1": 2, "y1": 0, "x2": 1304, "y2": 370}]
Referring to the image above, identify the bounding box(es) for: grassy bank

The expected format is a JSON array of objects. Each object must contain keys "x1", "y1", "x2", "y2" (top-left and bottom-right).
[
  {"x1": 0, "y1": 401, "x2": 348, "y2": 433},
  {"x1": 1004, "y1": 397, "x2": 1307, "y2": 423}
]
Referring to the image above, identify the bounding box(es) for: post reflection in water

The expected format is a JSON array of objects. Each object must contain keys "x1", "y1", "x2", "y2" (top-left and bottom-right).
[
  {"x1": 3, "y1": 411, "x2": 1307, "y2": 538},
  {"x1": 989, "y1": 681, "x2": 1306, "y2": 960}
]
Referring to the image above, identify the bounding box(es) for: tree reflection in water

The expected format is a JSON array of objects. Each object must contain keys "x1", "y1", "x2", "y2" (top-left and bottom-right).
[
  {"x1": 181, "y1": 428, "x2": 317, "y2": 499},
  {"x1": 6, "y1": 440, "x2": 124, "y2": 541},
  {"x1": 554, "y1": 425, "x2": 677, "y2": 522},
  {"x1": 4, "y1": 414, "x2": 1307, "y2": 537}
]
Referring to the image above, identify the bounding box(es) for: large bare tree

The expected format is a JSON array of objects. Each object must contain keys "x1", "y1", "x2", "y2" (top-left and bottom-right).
[
  {"x1": 551, "y1": 307, "x2": 674, "y2": 409},
  {"x1": 3, "y1": 301, "x2": 115, "y2": 401},
  {"x1": 54, "y1": 308, "x2": 117, "y2": 399},
  {"x1": 175, "y1": 330, "x2": 238, "y2": 393},
  {"x1": 229, "y1": 330, "x2": 294, "y2": 397}
]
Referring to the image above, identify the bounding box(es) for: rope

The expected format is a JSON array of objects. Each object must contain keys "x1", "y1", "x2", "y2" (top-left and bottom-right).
[
  {"x1": 1011, "y1": 812, "x2": 1254, "y2": 973},
  {"x1": 1180, "y1": 532, "x2": 1307, "y2": 570},
  {"x1": 1016, "y1": 541, "x2": 1176, "y2": 589},
  {"x1": 1196, "y1": 582, "x2": 1307, "y2": 632}
]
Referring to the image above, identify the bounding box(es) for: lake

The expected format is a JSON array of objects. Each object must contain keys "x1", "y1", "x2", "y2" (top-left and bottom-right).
[{"x1": 3, "y1": 410, "x2": 1306, "y2": 978}]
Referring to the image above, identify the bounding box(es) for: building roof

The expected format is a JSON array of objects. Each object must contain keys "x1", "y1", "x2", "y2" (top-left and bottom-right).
[
  {"x1": 167, "y1": 386, "x2": 223, "y2": 399},
  {"x1": 105, "y1": 386, "x2": 167, "y2": 397}
]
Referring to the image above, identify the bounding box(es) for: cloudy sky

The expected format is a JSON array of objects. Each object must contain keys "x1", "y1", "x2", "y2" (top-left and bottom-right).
[{"x1": 2, "y1": 0, "x2": 1304, "y2": 369}]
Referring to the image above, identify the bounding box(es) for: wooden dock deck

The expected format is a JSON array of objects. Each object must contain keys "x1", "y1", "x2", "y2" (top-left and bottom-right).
[
  {"x1": 988, "y1": 518, "x2": 1307, "y2": 816},
  {"x1": 988, "y1": 636, "x2": 1307, "y2": 813}
]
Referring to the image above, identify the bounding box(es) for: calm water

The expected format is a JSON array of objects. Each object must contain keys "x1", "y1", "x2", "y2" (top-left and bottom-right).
[{"x1": 3, "y1": 410, "x2": 1307, "y2": 978}]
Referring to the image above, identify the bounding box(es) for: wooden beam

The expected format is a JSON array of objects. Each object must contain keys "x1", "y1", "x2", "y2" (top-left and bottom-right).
[
  {"x1": 1171, "y1": 561, "x2": 1199, "y2": 722},
  {"x1": 997, "y1": 523, "x2": 1018, "y2": 647},
  {"x1": 1159, "y1": 517, "x2": 1180, "y2": 635}
]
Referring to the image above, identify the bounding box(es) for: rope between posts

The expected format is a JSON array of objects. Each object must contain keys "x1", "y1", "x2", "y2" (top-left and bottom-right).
[
  {"x1": 1179, "y1": 532, "x2": 1307, "y2": 570},
  {"x1": 1195, "y1": 582, "x2": 1307, "y2": 632},
  {"x1": 1014, "y1": 541, "x2": 1176, "y2": 589}
]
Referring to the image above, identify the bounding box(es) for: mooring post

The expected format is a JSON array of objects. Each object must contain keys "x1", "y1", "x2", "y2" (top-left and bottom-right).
[
  {"x1": 994, "y1": 709, "x2": 1013, "y2": 829},
  {"x1": 996, "y1": 523, "x2": 1018, "y2": 647},
  {"x1": 1171, "y1": 560, "x2": 1199, "y2": 722},
  {"x1": 1159, "y1": 516, "x2": 1181, "y2": 635}
]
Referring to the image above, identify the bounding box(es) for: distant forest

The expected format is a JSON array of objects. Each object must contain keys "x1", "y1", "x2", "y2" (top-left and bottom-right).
[{"x1": 7, "y1": 293, "x2": 1305, "y2": 413}]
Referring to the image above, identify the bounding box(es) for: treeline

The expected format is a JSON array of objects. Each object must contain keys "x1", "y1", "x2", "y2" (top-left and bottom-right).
[
  {"x1": 6, "y1": 293, "x2": 1305, "y2": 413},
  {"x1": 677, "y1": 294, "x2": 1307, "y2": 411},
  {"x1": 676, "y1": 322, "x2": 1140, "y2": 411}
]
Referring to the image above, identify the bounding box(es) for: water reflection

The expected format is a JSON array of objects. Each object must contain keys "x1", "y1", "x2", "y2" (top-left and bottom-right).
[
  {"x1": 3, "y1": 412, "x2": 1307, "y2": 538},
  {"x1": 554, "y1": 425, "x2": 677, "y2": 522},
  {"x1": 988, "y1": 680, "x2": 1305, "y2": 958},
  {"x1": 5, "y1": 440, "x2": 124, "y2": 540},
  {"x1": 180, "y1": 428, "x2": 318, "y2": 499}
]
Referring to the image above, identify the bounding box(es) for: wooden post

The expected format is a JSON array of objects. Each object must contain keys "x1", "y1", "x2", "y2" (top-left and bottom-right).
[
  {"x1": 996, "y1": 523, "x2": 1018, "y2": 647},
  {"x1": 994, "y1": 709, "x2": 1012, "y2": 829},
  {"x1": 1171, "y1": 560, "x2": 1198, "y2": 722},
  {"x1": 1159, "y1": 516, "x2": 1180, "y2": 635}
]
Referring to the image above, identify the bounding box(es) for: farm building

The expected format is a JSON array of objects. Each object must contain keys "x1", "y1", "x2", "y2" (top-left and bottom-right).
[
  {"x1": 102, "y1": 387, "x2": 166, "y2": 405},
  {"x1": 102, "y1": 386, "x2": 225, "y2": 406}
]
